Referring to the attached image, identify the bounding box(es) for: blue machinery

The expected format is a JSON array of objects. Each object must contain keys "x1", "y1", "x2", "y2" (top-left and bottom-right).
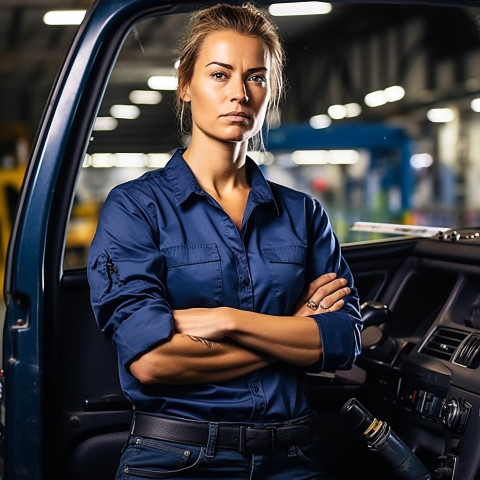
[{"x1": 266, "y1": 123, "x2": 414, "y2": 213}]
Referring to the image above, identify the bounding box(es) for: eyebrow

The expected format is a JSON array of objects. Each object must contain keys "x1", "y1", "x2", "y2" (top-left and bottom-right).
[{"x1": 205, "y1": 61, "x2": 268, "y2": 73}]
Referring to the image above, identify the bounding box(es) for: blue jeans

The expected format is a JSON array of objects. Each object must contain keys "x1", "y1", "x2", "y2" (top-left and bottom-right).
[{"x1": 116, "y1": 425, "x2": 333, "y2": 479}]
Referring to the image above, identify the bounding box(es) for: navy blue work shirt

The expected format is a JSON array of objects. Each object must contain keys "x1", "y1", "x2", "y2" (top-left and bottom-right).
[{"x1": 87, "y1": 148, "x2": 362, "y2": 423}]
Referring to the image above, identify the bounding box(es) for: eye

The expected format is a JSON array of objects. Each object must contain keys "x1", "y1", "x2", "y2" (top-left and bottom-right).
[
  {"x1": 248, "y1": 74, "x2": 267, "y2": 84},
  {"x1": 211, "y1": 71, "x2": 227, "y2": 81}
]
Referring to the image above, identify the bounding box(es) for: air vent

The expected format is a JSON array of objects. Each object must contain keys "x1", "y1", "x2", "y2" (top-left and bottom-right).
[
  {"x1": 454, "y1": 335, "x2": 480, "y2": 368},
  {"x1": 421, "y1": 327, "x2": 468, "y2": 361}
]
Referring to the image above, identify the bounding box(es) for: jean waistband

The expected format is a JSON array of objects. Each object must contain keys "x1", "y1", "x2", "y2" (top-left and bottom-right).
[{"x1": 131, "y1": 412, "x2": 317, "y2": 453}]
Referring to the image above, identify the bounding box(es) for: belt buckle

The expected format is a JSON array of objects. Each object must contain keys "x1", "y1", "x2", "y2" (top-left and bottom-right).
[{"x1": 239, "y1": 426, "x2": 276, "y2": 453}]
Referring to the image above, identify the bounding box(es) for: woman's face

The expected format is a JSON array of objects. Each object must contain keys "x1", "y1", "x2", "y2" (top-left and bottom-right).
[{"x1": 181, "y1": 30, "x2": 272, "y2": 145}]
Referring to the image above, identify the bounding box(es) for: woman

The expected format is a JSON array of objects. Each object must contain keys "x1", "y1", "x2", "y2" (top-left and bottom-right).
[{"x1": 87, "y1": 3, "x2": 362, "y2": 479}]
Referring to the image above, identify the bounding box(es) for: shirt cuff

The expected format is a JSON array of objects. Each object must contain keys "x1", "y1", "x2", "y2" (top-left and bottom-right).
[
  {"x1": 113, "y1": 304, "x2": 173, "y2": 371},
  {"x1": 311, "y1": 311, "x2": 362, "y2": 372}
]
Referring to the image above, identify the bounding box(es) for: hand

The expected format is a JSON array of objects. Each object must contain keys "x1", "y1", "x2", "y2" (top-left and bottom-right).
[
  {"x1": 295, "y1": 272, "x2": 350, "y2": 316},
  {"x1": 173, "y1": 307, "x2": 229, "y2": 341}
]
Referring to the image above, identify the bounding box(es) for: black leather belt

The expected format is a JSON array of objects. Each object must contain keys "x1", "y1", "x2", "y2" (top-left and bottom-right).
[{"x1": 131, "y1": 412, "x2": 316, "y2": 453}]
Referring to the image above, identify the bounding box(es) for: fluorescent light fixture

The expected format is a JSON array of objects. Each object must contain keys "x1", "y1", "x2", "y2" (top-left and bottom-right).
[
  {"x1": 268, "y1": 2, "x2": 331, "y2": 16},
  {"x1": 148, "y1": 75, "x2": 178, "y2": 91},
  {"x1": 292, "y1": 150, "x2": 359, "y2": 165},
  {"x1": 43, "y1": 10, "x2": 86, "y2": 25},
  {"x1": 309, "y1": 114, "x2": 332, "y2": 129},
  {"x1": 112, "y1": 153, "x2": 147, "y2": 168},
  {"x1": 93, "y1": 117, "x2": 118, "y2": 131},
  {"x1": 328, "y1": 150, "x2": 360, "y2": 164},
  {"x1": 385, "y1": 85, "x2": 405, "y2": 102},
  {"x1": 83, "y1": 153, "x2": 172, "y2": 169},
  {"x1": 427, "y1": 108, "x2": 455, "y2": 123},
  {"x1": 327, "y1": 104, "x2": 347, "y2": 120},
  {"x1": 365, "y1": 85, "x2": 405, "y2": 107},
  {"x1": 90, "y1": 154, "x2": 115, "y2": 168},
  {"x1": 110, "y1": 104, "x2": 140, "y2": 120},
  {"x1": 129, "y1": 90, "x2": 162, "y2": 105},
  {"x1": 345, "y1": 103, "x2": 361, "y2": 118},
  {"x1": 410, "y1": 153, "x2": 433, "y2": 169},
  {"x1": 365, "y1": 90, "x2": 387, "y2": 108},
  {"x1": 248, "y1": 151, "x2": 274, "y2": 165},
  {"x1": 146, "y1": 154, "x2": 170, "y2": 168},
  {"x1": 471, "y1": 98, "x2": 480, "y2": 112}
]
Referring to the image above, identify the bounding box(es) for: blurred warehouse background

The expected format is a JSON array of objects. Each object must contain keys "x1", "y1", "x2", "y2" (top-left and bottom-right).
[{"x1": 1, "y1": 1, "x2": 480, "y2": 278}]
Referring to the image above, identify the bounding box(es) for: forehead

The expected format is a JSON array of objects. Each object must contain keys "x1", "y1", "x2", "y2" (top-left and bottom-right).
[{"x1": 197, "y1": 30, "x2": 271, "y2": 66}]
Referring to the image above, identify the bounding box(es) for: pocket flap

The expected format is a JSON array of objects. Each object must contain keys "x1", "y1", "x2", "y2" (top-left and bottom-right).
[
  {"x1": 162, "y1": 243, "x2": 220, "y2": 268},
  {"x1": 262, "y1": 245, "x2": 306, "y2": 265}
]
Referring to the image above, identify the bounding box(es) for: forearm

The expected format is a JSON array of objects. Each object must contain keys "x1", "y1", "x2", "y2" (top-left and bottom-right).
[
  {"x1": 226, "y1": 309, "x2": 322, "y2": 366},
  {"x1": 129, "y1": 333, "x2": 274, "y2": 385}
]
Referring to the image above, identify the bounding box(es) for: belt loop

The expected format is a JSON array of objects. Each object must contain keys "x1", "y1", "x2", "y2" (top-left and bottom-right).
[
  {"x1": 130, "y1": 411, "x2": 136, "y2": 436},
  {"x1": 205, "y1": 422, "x2": 218, "y2": 459}
]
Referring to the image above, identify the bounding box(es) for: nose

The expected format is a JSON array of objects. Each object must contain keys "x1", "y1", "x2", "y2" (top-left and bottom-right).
[{"x1": 231, "y1": 78, "x2": 249, "y2": 104}]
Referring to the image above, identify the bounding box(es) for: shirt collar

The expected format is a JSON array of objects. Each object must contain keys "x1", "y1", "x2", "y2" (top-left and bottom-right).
[{"x1": 165, "y1": 148, "x2": 279, "y2": 214}]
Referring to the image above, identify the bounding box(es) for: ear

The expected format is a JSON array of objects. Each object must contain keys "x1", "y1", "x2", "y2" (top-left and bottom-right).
[{"x1": 180, "y1": 82, "x2": 191, "y2": 103}]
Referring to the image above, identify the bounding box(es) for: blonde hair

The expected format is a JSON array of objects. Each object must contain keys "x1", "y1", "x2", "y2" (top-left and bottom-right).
[{"x1": 175, "y1": 3, "x2": 285, "y2": 147}]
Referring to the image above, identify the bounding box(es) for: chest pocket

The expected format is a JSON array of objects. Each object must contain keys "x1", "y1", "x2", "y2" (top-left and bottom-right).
[
  {"x1": 261, "y1": 245, "x2": 307, "y2": 312},
  {"x1": 162, "y1": 244, "x2": 223, "y2": 309}
]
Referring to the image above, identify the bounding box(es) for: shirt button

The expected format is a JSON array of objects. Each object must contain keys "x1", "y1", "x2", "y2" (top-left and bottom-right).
[
  {"x1": 252, "y1": 384, "x2": 259, "y2": 393},
  {"x1": 242, "y1": 277, "x2": 250, "y2": 287}
]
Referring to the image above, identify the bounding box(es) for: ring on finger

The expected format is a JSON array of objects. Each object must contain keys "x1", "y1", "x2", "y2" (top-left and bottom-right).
[
  {"x1": 318, "y1": 300, "x2": 329, "y2": 311},
  {"x1": 305, "y1": 299, "x2": 318, "y2": 311}
]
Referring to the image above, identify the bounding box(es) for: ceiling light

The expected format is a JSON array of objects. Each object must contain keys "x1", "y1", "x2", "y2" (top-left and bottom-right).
[
  {"x1": 365, "y1": 85, "x2": 405, "y2": 107},
  {"x1": 113, "y1": 153, "x2": 148, "y2": 168},
  {"x1": 129, "y1": 90, "x2": 162, "y2": 105},
  {"x1": 90, "y1": 154, "x2": 115, "y2": 168},
  {"x1": 471, "y1": 98, "x2": 480, "y2": 112},
  {"x1": 327, "y1": 104, "x2": 346, "y2": 120},
  {"x1": 147, "y1": 154, "x2": 171, "y2": 168},
  {"x1": 344, "y1": 103, "x2": 362, "y2": 118},
  {"x1": 364, "y1": 90, "x2": 387, "y2": 108},
  {"x1": 110, "y1": 104, "x2": 140, "y2": 120},
  {"x1": 248, "y1": 151, "x2": 274, "y2": 165},
  {"x1": 309, "y1": 114, "x2": 331, "y2": 129},
  {"x1": 329, "y1": 150, "x2": 360, "y2": 164},
  {"x1": 292, "y1": 150, "x2": 359, "y2": 165},
  {"x1": 385, "y1": 85, "x2": 405, "y2": 102},
  {"x1": 148, "y1": 75, "x2": 178, "y2": 91},
  {"x1": 93, "y1": 117, "x2": 118, "y2": 131},
  {"x1": 410, "y1": 153, "x2": 433, "y2": 169},
  {"x1": 43, "y1": 10, "x2": 86, "y2": 25},
  {"x1": 268, "y1": 2, "x2": 332, "y2": 16},
  {"x1": 427, "y1": 108, "x2": 455, "y2": 123}
]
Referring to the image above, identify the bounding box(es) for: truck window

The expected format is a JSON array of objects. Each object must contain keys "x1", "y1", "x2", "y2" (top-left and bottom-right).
[{"x1": 64, "y1": 4, "x2": 480, "y2": 269}]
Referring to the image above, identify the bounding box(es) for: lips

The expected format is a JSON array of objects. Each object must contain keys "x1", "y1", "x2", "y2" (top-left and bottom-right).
[{"x1": 222, "y1": 111, "x2": 250, "y2": 120}]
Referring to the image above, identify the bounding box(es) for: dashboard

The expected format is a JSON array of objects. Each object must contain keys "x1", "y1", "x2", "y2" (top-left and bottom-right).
[{"x1": 358, "y1": 231, "x2": 480, "y2": 480}]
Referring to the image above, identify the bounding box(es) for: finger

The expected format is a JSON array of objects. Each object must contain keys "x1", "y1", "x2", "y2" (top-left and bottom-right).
[
  {"x1": 307, "y1": 278, "x2": 348, "y2": 305},
  {"x1": 301, "y1": 273, "x2": 337, "y2": 304},
  {"x1": 319, "y1": 286, "x2": 351, "y2": 309},
  {"x1": 306, "y1": 272, "x2": 337, "y2": 294},
  {"x1": 324, "y1": 298, "x2": 344, "y2": 312},
  {"x1": 302, "y1": 285, "x2": 350, "y2": 315}
]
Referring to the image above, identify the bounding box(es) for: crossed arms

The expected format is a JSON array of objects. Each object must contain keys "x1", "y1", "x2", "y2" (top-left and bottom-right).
[{"x1": 130, "y1": 273, "x2": 350, "y2": 385}]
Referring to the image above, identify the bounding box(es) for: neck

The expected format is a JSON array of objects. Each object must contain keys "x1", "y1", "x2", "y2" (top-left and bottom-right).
[{"x1": 182, "y1": 138, "x2": 249, "y2": 196}]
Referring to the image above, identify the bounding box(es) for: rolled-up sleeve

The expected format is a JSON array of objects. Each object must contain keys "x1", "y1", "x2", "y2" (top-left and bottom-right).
[
  {"x1": 87, "y1": 186, "x2": 173, "y2": 372},
  {"x1": 305, "y1": 197, "x2": 363, "y2": 372}
]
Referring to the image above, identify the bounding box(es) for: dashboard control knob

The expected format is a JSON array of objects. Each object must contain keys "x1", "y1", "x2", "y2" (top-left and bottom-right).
[{"x1": 441, "y1": 398, "x2": 459, "y2": 431}]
